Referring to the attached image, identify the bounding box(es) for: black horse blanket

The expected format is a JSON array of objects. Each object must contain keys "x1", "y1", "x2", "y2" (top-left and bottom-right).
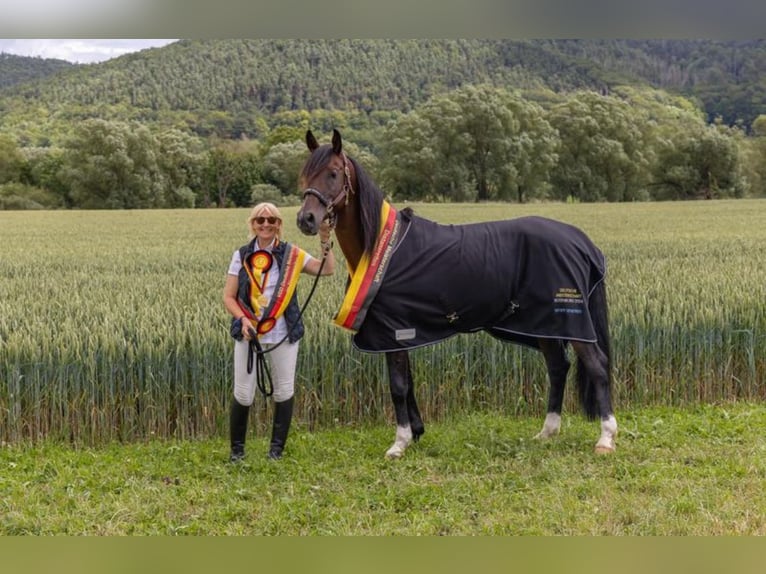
[{"x1": 334, "y1": 204, "x2": 606, "y2": 353}]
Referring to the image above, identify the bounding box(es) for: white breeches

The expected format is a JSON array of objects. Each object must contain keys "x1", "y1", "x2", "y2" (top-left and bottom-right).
[{"x1": 233, "y1": 339, "x2": 299, "y2": 405}]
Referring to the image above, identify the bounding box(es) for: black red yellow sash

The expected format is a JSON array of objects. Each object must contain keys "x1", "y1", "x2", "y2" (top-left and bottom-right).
[
  {"x1": 334, "y1": 201, "x2": 403, "y2": 332},
  {"x1": 240, "y1": 243, "x2": 306, "y2": 335},
  {"x1": 242, "y1": 249, "x2": 273, "y2": 316}
]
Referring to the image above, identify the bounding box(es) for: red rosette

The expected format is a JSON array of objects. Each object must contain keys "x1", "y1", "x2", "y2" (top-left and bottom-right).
[
  {"x1": 248, "y1": 250, "x2": 273, "y2": 273},
  {"x1": 257, "y1": 317, "x2": 276, "y2": 334}
]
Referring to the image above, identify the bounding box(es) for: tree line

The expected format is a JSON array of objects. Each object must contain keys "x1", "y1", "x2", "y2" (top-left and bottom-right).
[{"x1": 2, "y1": 84, "x2": 765, "y2": 210}]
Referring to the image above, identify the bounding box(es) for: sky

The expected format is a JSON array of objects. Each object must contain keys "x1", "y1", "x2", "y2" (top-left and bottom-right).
[
  {"x1": 0, "y1": 2, "x2": 763, "y2": 41},
  {"x1": 0, "y1": 39, "x2": 178, "y2": 64}
]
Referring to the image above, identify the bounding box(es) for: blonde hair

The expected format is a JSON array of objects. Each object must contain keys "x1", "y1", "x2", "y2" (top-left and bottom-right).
[{"x1": 247, "y1": 202, "x2": 284, "y2": 241}]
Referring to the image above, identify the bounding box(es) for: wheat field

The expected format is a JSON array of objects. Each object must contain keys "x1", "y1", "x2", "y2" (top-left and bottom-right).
[{"x1": 1, "y1": 200, "x2": 764, "y2": 445}]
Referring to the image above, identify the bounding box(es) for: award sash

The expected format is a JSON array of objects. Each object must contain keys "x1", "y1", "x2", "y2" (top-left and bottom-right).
[
  {"x1": 240, "y1": 243, "x2": 306, "y2": 335},
  {"x1": 334, "y1": 201, "x2": 403, "y2": 332}
]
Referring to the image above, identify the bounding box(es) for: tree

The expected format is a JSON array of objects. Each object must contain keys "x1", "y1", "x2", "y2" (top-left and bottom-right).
[
  {"x1": 58, "y1": 119, "x2": 164, "y2": 209},
  {"x1": 200, "y1": 138, "x2": 263, "y2": 207},
  {"x1": 651, "y1": 121, "x2": 744, "y2": 200},
  {"x1": 380, "y1": 85, "x2": 558, "y2": 202},
  {"x1": 379, "y1": 113, "x2": 448, "y2": 201},
  {"x1": 262, "y1": 140, "x2": 307, "y2": 199},
  {"x1": 155, "y1": 129, "x2": 206, "y2": 208},
  {"x1": 753, "y1": 115, "x2": 766, "y2": 137},
  {"x1": 741, "y1": 115, "x2": 766, "y2": 197},
  {"x1": 0, "y1": 182, "x2": 61, "y2": 210},
  {"x1": 548, "y1": 91, "x2": 650, "y2": 202},
  {"x1": 500, "y1": 95, "x2": 559, "y2": 203},
  {"x1": 230, "y1": 152, "x2": 263, "y2": 207},
  {"x1": 446, "y1": 85, "x2": 519, "y2": 201},
  {"x1": 20, "y1": 146, "x2": 69, "y2": 207},
  {"x1": 203, "y1": 146, "x2": 235, "y2": 207},
  {"x1": 0, "y1": 134, "x2": 24, "y2": 184}
]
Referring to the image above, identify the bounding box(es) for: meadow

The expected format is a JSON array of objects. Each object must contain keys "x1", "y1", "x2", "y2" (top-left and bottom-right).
[
  {"x1": 1, "y1": 199, "x2": 765, "y2": 446},
  {"x1": 2, "y1": 404, "x2": 766, "y2": 535}
]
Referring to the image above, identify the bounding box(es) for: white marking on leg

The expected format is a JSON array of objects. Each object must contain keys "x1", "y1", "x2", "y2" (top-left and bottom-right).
[
  {"x1": 595, "y1": 415, "x2": 618, "y2": 453},
  {"x1": 385, "y1": 425, "x2": 413, "y2": 459},
  {"x1": 534, "y1": 412, "x2": 561, "y2": 440}
]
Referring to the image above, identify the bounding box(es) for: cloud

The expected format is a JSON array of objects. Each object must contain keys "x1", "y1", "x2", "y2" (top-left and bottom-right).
[{"x1": 0, "y1": 39, "x2": 177, "y2": 64}]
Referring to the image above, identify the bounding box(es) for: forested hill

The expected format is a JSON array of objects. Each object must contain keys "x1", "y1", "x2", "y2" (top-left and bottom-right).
[
  {"x1": 0, "y1": 53, "x2": 73, "y2": 88},
  {"x1": 1, "y1": 39, "x2": 616, "y2": 112},
  {"x1": 536, "y1": 39, "x2": 766, "y2": 127},
  {"x1": 1, "y1": 39, "x2": 764, "y2": 131}
]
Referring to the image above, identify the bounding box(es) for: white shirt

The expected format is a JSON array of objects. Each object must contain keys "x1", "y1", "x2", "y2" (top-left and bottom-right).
[{"x1": 228, "y1": 240, "x2": 314, "y2": 344}]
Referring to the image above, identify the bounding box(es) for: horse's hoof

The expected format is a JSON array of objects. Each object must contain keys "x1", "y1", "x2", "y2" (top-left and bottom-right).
[
  {"x1": 535, "y1": 414, "x2": 561, "y2": 441},
  {"x1": 385, "y1": 447, "x2": 404, "y2": 459},
  {"x1": 594, "y1": 444, "x2": 615, "y2": 454}
]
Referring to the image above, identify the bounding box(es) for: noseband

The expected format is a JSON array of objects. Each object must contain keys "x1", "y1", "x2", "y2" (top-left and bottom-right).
[{"x1": 302, "y1": 153, "x2": 353, "y2": 228}]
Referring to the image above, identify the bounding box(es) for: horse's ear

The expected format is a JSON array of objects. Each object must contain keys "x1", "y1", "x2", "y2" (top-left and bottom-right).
[
  {"x1": 306, "y1": 130, "x2": 319, "y2": 152},
  {"x1": 331, "y1": 129, "x2": 343, "y2": 155}
]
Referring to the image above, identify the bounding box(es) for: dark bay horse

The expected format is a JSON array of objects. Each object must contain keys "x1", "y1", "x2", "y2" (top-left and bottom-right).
[{"x1": 297, "y1": 129, "x2": 617, "y2": 458}]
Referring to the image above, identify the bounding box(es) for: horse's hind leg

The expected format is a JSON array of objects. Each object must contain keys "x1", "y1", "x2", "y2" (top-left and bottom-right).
[
  {"x1": 384, "y1": 351, "x2": 416, "y2": 459},
  {"x1": 571, "y1": 341, "x2": 617, "y2": 454},
  {"x1": 535, "y1": 339, "x2": 570, "y2": 440}
]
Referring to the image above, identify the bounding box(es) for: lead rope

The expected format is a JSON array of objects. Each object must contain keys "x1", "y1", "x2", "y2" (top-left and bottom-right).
[{"x1": 247, "y1": 240, "x2": 332, "y2": 398}]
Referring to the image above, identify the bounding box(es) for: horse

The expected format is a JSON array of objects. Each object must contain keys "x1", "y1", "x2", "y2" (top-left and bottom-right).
[{"x1": 296, "y1": 129, "x2": 617, "y2": 459}]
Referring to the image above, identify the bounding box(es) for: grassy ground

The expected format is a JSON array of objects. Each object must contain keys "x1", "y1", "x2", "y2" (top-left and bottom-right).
[{"x1": 2, "y1": 402, "x2": 765, "y2": 535}]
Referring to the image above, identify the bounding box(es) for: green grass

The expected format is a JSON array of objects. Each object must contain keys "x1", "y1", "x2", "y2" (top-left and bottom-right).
[{"x1": 2, "y1": 402, "x2": 765, "y2": 535}]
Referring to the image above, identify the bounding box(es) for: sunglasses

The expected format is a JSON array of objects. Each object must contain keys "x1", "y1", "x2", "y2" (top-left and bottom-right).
[{"x1": 253, "y1": 216, "x2": 279, "y2": 225}]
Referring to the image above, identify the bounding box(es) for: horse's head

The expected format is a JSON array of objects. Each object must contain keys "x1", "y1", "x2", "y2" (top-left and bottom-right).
[{"x1": 296, "y1": 129, "x2": 356, "y2": 236}]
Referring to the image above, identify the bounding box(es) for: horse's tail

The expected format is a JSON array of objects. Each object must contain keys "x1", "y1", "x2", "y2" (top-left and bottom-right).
[{"x1": 576, "y1": 279, "x2": 612, "y2": 420}]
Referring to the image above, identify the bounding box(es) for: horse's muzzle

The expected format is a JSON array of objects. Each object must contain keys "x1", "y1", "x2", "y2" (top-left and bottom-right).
[{"x1": 296, "y1": 209, "x2": 320, "y2": 236}]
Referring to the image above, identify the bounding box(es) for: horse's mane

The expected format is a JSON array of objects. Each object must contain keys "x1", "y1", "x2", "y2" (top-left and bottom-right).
[
  {"x1": 301, "y1": 144, "x2": 384, "y2": 256},
  {"x1": 347, "y1": 155, "x2": 384, "y2": 256}
]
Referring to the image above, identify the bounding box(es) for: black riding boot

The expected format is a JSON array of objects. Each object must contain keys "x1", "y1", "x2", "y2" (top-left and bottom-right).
[
  {"x1": 229, "y1": 399, "x2": 250, "y2": 463},
  {"x1": 268, "y1": 396, "x2": 294, "y2": 460}
]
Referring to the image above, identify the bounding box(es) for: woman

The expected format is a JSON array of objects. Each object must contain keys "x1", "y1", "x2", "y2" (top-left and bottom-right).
[{"x1": 223, "y1": 202, "x2": 335, "y2": 461}]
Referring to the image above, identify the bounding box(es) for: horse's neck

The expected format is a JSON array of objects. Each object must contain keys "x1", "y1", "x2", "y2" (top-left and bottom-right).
[{"x1": 334, "y1": 204, "x2": 365, "y2": 272}]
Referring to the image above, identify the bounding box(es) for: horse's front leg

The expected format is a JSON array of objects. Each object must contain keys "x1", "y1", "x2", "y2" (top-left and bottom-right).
[
  {"x1": 384, "y1": 351, "x2": 414, "y2": 459},
  {"x1": 403, "y1": 351, "x2": 424, "y2": 442},
  {"x1": 406, "y1": 379, "x2": 425, "y2": 443}
]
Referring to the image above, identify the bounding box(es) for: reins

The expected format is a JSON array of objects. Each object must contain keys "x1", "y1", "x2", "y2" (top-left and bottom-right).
[{"x1": 247, "y1": 239, "x2": 332, "y2": 398}]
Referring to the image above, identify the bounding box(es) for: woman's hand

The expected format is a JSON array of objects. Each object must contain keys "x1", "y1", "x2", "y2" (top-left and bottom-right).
[{"x1": 241, "y1": 317, "x2": 255, "y2": 340}]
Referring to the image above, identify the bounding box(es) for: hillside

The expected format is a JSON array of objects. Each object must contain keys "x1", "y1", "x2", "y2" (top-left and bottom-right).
[
  {"x1": 538, "y1": 39, "x2": 766, "y2": 127},
  {"x1": 0, "y1": 52, "x2": 74, "y2": 88},
  {"x1": 0, "y1": 39, "x2": 764, "y2": 143},
  {"x1": 0, "y1": 39, "x2": 617, "y2": 111}
]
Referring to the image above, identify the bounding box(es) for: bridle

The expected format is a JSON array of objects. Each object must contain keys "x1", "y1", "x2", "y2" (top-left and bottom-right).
[{"x1": 301, "y1": 152, "x2": 354, "y2": 228}]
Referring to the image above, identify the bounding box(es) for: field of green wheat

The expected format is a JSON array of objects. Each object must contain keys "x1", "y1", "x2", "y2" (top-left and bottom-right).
[{"x1": 1, "y1": 199, "x2": 764, "y2": 445}]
